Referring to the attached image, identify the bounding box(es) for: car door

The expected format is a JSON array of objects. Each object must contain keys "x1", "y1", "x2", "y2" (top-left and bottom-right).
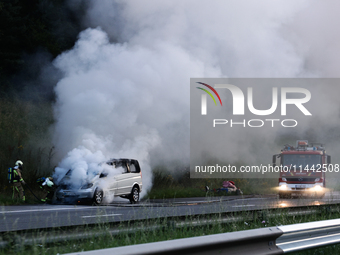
[
  {"x1": 128, "y1": 160, "x2": 142, "y2": 190},
  {"x1": 101, "y1": 162, "x2": 118, "y2": 194},
  {"x1": 114, "y1": 160, "x2": 133, "y2": 195}
]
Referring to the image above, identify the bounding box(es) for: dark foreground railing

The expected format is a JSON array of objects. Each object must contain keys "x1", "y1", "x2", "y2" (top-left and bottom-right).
[{"x1": 64, "y1": 218, "x2": 340, "y2": 255}]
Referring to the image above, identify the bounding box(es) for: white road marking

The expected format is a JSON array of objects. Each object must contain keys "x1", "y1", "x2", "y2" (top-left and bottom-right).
[
  {"x1": 175, "y1": 201, "x2": 218, "y2": 204},
  {"x1": 0, "y1": 207, "x2": 96, "y2": 214},
  {"x1": 239, "y1": 198, "x2": 267, "y2": 201},
  {"x1": 82, "y1": 214, "x2": 122, "y2": 218},
  {"x1": 232, "y1": 205, "x2": 255, "y2": 208}
]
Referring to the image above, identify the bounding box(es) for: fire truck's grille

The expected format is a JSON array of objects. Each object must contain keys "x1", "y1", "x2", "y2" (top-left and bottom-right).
[{"x1": 286, "y1": 178, "x2": 316, "y2": 182}]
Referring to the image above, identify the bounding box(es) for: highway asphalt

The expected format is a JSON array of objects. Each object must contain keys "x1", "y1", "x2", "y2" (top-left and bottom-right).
[{"x1": 1, "y1": 192, "x2": 340, "y2": 232}]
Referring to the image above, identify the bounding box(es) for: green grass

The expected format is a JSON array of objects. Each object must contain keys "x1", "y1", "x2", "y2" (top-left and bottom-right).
[
  {"x1": 145, "y1": 167, "x2": 279, "y2": 200},
  {"x1": 146, "y1": 177, "x2": 278, "y2": 200},
  {"x1": 0, "y1": 188, "x2": 45, "y2": 206},
  {"x1": 0, "y1": 98, "x2": 55, "y2": 193}
]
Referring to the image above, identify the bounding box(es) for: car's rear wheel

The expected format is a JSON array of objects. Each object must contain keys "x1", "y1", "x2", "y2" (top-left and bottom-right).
[
  {"x1": 129, "y1": 186, "x2": 139, "y2": 204},
  {"x1": 93, "y1": 189, "x2": 103, "y2": 205}
]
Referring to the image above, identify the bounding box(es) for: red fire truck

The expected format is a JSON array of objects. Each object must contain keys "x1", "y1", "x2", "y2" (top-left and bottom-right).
[{"x1": 273, "y1": 140, "x2": 331, "y2": 198}]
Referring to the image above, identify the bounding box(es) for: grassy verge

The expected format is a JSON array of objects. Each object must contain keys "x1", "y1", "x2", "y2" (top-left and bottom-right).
[
  {"x1": 1, "y1": 205, "x2": 340, "y2": 254},
  {"x1": 0, "y1": 188, "x2": 45, "y2": 206},
  {"x1": 146, "y1": 167, "x2": 340, "y2": 199},
  {"x1": 146, "y1": 168, "x2": 279, "y2": 199},
  {"x1": 0, "y1": 98, "x2": 55, "y2": 197}
]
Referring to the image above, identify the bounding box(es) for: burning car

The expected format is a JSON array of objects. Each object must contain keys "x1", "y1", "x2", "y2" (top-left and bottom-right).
[{"x1": 55, "y1": 158, "x2": 142, "y2": 205}]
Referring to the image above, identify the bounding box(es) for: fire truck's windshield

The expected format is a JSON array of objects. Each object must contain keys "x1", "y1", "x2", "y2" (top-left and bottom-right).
[{"x1": 282, "y1": 154, "x2": 321, "y2": 168}]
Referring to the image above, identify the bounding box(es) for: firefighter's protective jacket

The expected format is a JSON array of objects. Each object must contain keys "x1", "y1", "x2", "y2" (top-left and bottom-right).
[{"x1": 13, "y1": 167, "x2": 24, "y2": 183}]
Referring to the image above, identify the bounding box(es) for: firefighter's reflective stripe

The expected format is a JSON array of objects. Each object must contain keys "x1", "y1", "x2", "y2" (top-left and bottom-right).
[
  {"x1": 12, "y1": 178, "x2": 23, "y2": 182},
  {"x1": 13, "y1": 170, "x2": 23, "y2": 182},
  {"x1": 12, "y1": 183, "x2": 25, "y2": 200}
]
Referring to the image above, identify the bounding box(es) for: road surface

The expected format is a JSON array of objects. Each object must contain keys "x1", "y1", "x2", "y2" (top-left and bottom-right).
[{"x1": 1, "y1": 192, "x2": 339, "y2": 232}]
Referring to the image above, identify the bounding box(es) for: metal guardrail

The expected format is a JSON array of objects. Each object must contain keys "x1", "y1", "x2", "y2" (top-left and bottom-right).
[
  {"x1": 0, "y1": 206, "x2": 327, "y2": 249},
  {"x1": 64, "y1": 219, "x2": 340, "y2": 255},
  {"x1": 277, "y1": 218, "x2": 340, "y2": 253},
  {"x1": 66, "y1": 227, "x2": 284, "y2": 255}
]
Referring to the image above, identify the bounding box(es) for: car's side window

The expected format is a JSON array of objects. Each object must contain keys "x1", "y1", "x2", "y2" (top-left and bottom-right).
[
  {"x1": 125, "y1": 162, "x2": 130, "y2": 173},
  {"x1": 130, "y1": 161, "x2": 140, "y2": 173},
  {"x1": 114, "y1": 160, "x2": 130, "y2": 173},
  {"x1": 130, "y1": 163, "x2": 137, "y2": 173},
  {"x1": 108, "y1": 159, "x2": 140, "y2": 174}
]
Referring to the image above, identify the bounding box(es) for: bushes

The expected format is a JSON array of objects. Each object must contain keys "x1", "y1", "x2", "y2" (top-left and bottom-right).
[
  {"x1": 0, "y1": 97, "x2": 55, "y2": 191},
  {"x1": 147, "y1": 166, "x2": 278, "y2": 199}
]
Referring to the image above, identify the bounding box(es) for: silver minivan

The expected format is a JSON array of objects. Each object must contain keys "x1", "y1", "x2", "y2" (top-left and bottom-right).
[{"x1": 55, "y1": 158, "x2": 142, "y2": 204}]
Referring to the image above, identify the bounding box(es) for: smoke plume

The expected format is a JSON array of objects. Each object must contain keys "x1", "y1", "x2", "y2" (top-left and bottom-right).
[{"x1": 52, "y1": 1, "x2": 340, "y2": 194}]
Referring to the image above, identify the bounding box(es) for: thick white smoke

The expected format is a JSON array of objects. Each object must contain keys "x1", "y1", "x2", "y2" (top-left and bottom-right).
[
  {"x1": 53, "y1": 0, "x2": 340, "y2": 195},
  {"x1": 52, "y1": 26, "x2": 219, "y2": 194},
  {"x1": 54, "y1": 147, "x2": 106, "y2": 186}
]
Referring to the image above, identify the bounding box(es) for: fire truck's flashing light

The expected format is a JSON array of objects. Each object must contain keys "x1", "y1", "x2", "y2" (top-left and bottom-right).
[
  {"x1": 298, "y1": 141, "x2": 308, "y2": 147},
  {"x1": 282, "y1": 141, "x2": 325, "y2": 152}
]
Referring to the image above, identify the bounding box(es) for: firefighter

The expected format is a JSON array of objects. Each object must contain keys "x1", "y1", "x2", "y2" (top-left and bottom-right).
[
  {"x1": 12, "y1": 160, "x2": 25, "y2": 202},
  {"x1": 40, "y1": 177, "x2": 54, "y2": 203},
  {"x1": 36, "y1": 177, "x2": 45, "y2": 188}
]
